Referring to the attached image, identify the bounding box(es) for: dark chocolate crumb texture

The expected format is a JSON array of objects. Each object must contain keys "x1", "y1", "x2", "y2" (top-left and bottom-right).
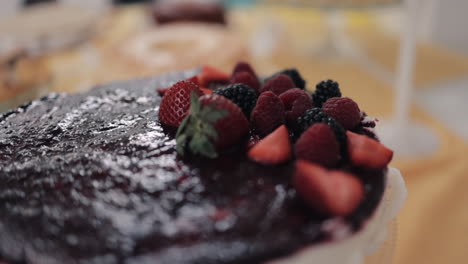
[{"x1": 0, "y1": 65, "x2": 389, "y2": 264}]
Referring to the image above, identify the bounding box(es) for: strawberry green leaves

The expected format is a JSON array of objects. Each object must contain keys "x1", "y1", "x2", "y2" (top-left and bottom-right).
[{"x1": 176, "y1": 92, "x2": 227, "y2": 158}]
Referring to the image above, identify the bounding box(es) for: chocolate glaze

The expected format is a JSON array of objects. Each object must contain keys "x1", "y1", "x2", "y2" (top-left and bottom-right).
[{"x1": 0, "y1": 71, "x2": 385, "y2": 264}]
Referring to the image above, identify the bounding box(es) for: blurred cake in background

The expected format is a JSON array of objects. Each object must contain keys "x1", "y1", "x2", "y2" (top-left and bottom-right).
[
  {"x1": 0, "y1": 48, "x2": 50, "y2": 112},
  {"x1": 114, "y1": 23, "x2": 248, "y2": 79},
  {"x1": 152, "y1": 0, "x2": 225, "y2": 24},
  {"x1": 0, "y1": 3, "x2": 103, "y2": 55},
  {"x1": 0, "y1": 1, "x2": 248, "y2": 100},
  {"x1": 0, "y1": 2, "x2": 105, "y2": 109}
]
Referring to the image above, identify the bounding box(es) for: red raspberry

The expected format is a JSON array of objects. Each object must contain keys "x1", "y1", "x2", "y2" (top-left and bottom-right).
[
  {"x1": 294, "y1": 123, "x2": 340, "y2": 168},
  {"x1": 261, "y1": 74, "x2": 295, "y2": 95},
  {"x1": 322, "y1": 97, "x2": 361, "y2": 130},
  {"x1": 232, "y1": 61, "x2": 257, "y2": 79},
  {"x1": 279, "y1": 88, "x2": 313, "y2": 127},
  {"x1": 158, "y1": 80, "x2": 203, "y2": 127},
  {"x1": 230, "y1": 71, "x2": 261, "y2": 93},
  {"x1": 250, "y1": 91, "x2": 285, "y2": 137}
]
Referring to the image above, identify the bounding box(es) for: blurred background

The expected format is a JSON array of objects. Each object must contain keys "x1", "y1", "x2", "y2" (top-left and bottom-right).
[{"x1": 0, "y1": 0, "x2": 467, "y2": 263}]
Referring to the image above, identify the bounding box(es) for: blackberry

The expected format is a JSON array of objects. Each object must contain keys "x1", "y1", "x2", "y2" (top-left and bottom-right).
[
  {"x1": 214, "y1": 84, "x2": 258, "y2": 117},
  {"x1": 312, "y1": 79, "x2": 341, "y2": 107},
  {"x1": 265, "y1": 68, "x2": 306, "y2": 89},
  {"x1": 295, "y1": 108, "x2": 346, "y2": 150}
]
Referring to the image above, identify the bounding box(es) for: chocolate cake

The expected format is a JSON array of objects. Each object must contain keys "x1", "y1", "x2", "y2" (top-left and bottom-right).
[
  {"x1": 0, "y1": 70, "x2": 387, "y2": 264},
  {"x1": 152, "y1": 0, "x2": 225, "y2": 25}
]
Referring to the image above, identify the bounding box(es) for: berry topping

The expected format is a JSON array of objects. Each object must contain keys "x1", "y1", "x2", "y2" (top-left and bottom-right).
[
  {"x1": 214, "y1": 84, "x2": 258, "y2": 117},
  {"x1": 322, "y1": 97, "x2": 361, "y2": 130},
  {"x1": 312, "y1": 79, "x2": 341, "y2": 107},
  {"x1": 294, "y1": 161, "x2": 364, "y2": 216},
  {"x1": 197, "y1": 65, "x2": 230, "y2": 87},
  {"x1": 246, "y1": 134, "x2": 261, "y2": 149},
  {"x1": 267, "y1": 68, "x2": 306, "y2": 89},
  {"x1": 347, "y1": 131, "x2": 393, "y2": 169},
  {"x1": 295, "y1": 123, "x2": 341, "y2": 167},
  {"x1": 261, "y1": 74, "x2": 295, "y2": 95},
  {"x1": 230, "y1": 71, "x2": 261, "y2": 93},
  {"x1": 295, "y1": 108, "x2": 346, "y2": 150},
  {"x1": 156, "y1": 86, "x2": 170, "y2": 96},
  {"x1": 158, "y1": 80, "x2": 203, "y2": 127},
  {"x1": 186, "y1": 75, "x2": 200, "y2": 85},
  {"x1": 279, "y1": 88, "x2": 313, "y2": 127},
  {"x1": 200, "y1": 87, "x2": 213, "y2": 94},
  {"x1": 360, "y1": 112, "x2": 377, "y2": 128},
  {"x1": 158, "y1": 75, "x2": 203, "y2": 97},
  {"x1": 248, "y1": 125, "x2": 292, "y2": 165},
  {"x1": 176, "y1": 93, "x2": 249, "y2": 158},
  {"x1": 250, "y1": 91, "x2": 285, "y2": 137},
  {"x1": 232, "y1": 61, "x2": 257, "y2": 79}
]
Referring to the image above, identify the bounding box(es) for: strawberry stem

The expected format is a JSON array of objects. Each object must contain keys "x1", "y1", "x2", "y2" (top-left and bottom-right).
[{"x1": 176, "y1": 92, "x2": 227, "y2": 158}]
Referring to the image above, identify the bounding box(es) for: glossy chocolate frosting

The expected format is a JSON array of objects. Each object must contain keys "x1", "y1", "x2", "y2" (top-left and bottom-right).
[{"x1": 0, "y1": 71, "x2": 385, "y2": 264}]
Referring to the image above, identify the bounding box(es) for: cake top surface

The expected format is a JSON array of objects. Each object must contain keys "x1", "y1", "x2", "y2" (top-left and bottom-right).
[{"x1": 0, "y1": 69, "x2": 387, "y2": 264}]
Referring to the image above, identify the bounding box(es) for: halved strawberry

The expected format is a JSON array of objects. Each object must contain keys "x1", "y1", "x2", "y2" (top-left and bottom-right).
[
  {"x1": 248, "y1": 125, "x2": 292, "y2": 165},
  {"x1": 294, "y1": 160, "x2": 364, "y2": 216},
  {"x1": 347, "y1": 131, "x2": 393, "y2": 169},
  {"x1": 200, "y1": 87, "x2": 213, "y2": 94},
  {"x1": 158, "y1": 80, "x2": 203, "y2": 127},
  {"x1": 176, "y1": 93, "x2": 249, "y2": 158},
  {"x1": 197, "y1": 65, "x2": 230, "y2": 87},
  {"x1": 246, "y1": 135, "x2": 261, "y2": 150}
]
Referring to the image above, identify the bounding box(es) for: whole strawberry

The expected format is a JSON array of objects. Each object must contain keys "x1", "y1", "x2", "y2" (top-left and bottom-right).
[
  {"x1": 176, "y1": 93, "x2": 249, "y2": 158},
  {"x1": 156, "y1": 76, "x2": 199, "y2": 97},
  {"x1": 250, "y1": 91, "x2": 285, "y2": 137},
  {"x1": 279, "y1": 88, "x2": 313, "y2": 127},
  {"x1": 261, "y1": 74, "x2": 295, "y2": 95},
  {"x1": 322, "y1": 97, "x2": 361, "y2": 130},
  {"x1": 295, "y1": 123, "x2": 341, "y2": 167},
  {"x1": 158, "y1": 80, "x2": 203, "y2": 127}
]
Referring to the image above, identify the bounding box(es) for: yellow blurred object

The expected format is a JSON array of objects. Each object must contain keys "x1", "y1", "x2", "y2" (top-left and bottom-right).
[
  {"x1": 0, "y1": 50, "x2": 50, "y2": 111},
  {"x1": 110, "y1": 23, "x2": 248, "y2": 80}
]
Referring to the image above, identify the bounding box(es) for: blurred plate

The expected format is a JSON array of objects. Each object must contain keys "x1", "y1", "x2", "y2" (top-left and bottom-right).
[{"x1": 0, "y1": 3, "x2": 104, "y2": 56}]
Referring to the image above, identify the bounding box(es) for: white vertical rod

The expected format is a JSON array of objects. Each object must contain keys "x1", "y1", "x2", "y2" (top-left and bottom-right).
[{"x1": 394, "y1": 0, "x2": 418, "y2": 135}]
